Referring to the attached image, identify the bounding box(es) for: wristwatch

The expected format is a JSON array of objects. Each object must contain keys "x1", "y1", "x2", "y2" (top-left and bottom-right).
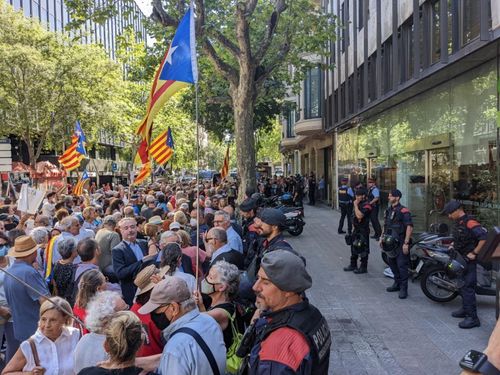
[{"x1": 460, "y1": 350, "x2": 500, "y2": 374}]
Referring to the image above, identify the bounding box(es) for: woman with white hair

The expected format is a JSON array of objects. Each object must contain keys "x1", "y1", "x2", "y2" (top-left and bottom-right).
[
  {"x1": 73, "y1": 290, "x2": 129, "y2": 373},
  {"x1": 52, "y1": 237, "x2": 78, "y2": 304}
]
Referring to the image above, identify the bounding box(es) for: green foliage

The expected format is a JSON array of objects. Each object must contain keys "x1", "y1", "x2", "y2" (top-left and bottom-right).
[
  {"x1": 0, "y1": 4, "x2": 133, "y2": 165},
  {"x1": 256, "y1": 119, "x2": 282, "y2": 164}
]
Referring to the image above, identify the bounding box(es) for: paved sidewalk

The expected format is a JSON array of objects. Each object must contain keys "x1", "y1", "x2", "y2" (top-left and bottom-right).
[{"x1": 285, "y1": 204, "x2": 496, "y2": 375}]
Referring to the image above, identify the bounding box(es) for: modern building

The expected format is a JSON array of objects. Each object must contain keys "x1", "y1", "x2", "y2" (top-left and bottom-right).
[
  {"x1": 5, "y1": 0, "x2": 148, "y2": 185},
  {"x1": 281, "y1": 0, "x2": 500, "y2": 232}
]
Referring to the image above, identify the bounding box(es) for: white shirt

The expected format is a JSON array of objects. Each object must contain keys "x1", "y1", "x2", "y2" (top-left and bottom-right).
[
  {"x1": 173, "y1": 269, "x2": 197, "y2": 294},
  {"x1": 20, "y1": 327, "x2": 80, "y2": 375},
  {"x1": 73, "y1": 332, "x2": 108, "y2": 373}
]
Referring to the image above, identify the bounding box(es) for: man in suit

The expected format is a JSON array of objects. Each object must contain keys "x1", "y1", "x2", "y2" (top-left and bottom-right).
[
  {"x1": 112, "y1": 217, "x2": 156, "y2": 305},
  {"x1": 205, "y1": 227, "x2": 244, "y2": 269}
]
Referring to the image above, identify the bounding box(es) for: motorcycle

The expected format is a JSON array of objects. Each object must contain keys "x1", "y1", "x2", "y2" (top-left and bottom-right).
[{"x1": 256, "y1": 193, "x2": 305, "y2": 236}]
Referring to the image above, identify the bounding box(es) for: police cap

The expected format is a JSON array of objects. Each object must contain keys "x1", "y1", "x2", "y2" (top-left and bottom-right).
[
  {"x1": 441, "y1": 200, "x2": 461, "y2": 215},
  {"x1": 390, "y1": 189, "x2": 402, "y2": 198}
]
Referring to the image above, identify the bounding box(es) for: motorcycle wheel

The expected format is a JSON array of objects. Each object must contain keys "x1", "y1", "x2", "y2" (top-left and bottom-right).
[
  {"x1": 420, "y1": 265, "x2": 459, "y2": 303},
  {"x1": 288, "y1": 225, "x2": 303, "y2": 236}
]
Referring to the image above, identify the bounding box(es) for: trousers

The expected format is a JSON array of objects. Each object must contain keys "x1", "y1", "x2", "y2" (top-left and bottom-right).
[
  {"x1": 387, "y1": 250, "x2": 409, "y2": 289},
  {"x1": 370, "y1": 205, "x2": 382, "y2": 238},
  {"x1": 338, "y1": 204, "x2": 352, "y2": 233},
  {"x1": 461, "y1": 260, "x2": 477, "y2": 318}
]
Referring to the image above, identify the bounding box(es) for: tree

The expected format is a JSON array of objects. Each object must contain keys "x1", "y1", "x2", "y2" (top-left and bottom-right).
[
  {"x1": 64, "y1": 0, "x2": 337, "y2": 197},
  {"x1": 0, "y1": 4, "x2": 131, "y2": 167},
  {"x1": 256, "y1": 118, "x2": 282, "y2": 164}
]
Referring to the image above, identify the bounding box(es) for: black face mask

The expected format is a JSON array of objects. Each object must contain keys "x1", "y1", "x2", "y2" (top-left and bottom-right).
[{"x1": 150, "y1": 311, "x2": 170, "y2": 331}]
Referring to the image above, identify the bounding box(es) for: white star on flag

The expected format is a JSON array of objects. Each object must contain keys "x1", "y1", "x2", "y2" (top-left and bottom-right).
[{"x1": 166, "y1": 45, "x2": 178, "y2": 65}]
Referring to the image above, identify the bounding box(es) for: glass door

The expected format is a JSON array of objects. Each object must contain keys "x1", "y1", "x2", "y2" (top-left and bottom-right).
[{"x1": 427, "y1": 147, "x2": 454, "y2": 228}]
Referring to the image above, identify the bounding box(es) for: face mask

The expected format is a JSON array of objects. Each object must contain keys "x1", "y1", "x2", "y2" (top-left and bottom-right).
[
  {"x1": 151, "y1": 311, "x2": 170, "y2": 331},
  {"x1": 0, "y1": 245, "x2": 9, "y2": 257},
  {"x1": 190, "y1": 218, "x2": 197, "y2": 227},
  {"x1": 201, "y1": 278, "x2": 218, "y2": 295}
]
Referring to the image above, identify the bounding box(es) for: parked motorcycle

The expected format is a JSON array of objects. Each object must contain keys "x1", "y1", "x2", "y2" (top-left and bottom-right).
[{"x1": 256, "y1": 193, "x2": 306, "y2": 236}]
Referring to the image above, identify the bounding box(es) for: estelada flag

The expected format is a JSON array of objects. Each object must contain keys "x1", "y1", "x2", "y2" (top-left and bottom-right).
[
  {"x1": 133, "y1": 163, "x2": 151, "y2": 186},
  {"x1": 136, "y1": 7, "x2": 198, "y2": 142},
  {"x1": 150, "y1": 127, "x2": 174, "y2": 165},
  {"x1": 73, "y1": 170, "x2": 89, "y2": 196},
  {"x1": 59, "y1": 121, "x2": 86, "y2": 172}
]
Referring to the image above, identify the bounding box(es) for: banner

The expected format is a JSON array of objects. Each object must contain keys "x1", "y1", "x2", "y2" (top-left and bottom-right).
[{"x1": 17, "y1": 184, "x2": 46, "y2": 214}]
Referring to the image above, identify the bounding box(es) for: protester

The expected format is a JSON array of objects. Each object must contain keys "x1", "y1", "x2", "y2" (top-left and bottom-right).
[
  {"x1": 214, "y1": 210, "x2": 243, "y2": 253},
  {"x1": 159, "y1": 243, "x2": 196, "y2": 293},
  {"x1": 52, "y1": 237, "x2": 78, "y2": 302},
  {"x1": 205, "y1": 227, "x2": 244, "y2": 269},
  {"x1": 95, "y1": 215, "x2": 121, "y2": 281},
  {"x1": 0, "y1": 233, "x2": 14, "y2": 362},
  {"x1": 3, "y1": 297, "x2": 80, "y2": 375},
  {"x1": 73, "y1": 269, "x2": 107, "y2": 334},
  {"x1": 77, "y1": 311, "x2": 144, "y2": 375}
]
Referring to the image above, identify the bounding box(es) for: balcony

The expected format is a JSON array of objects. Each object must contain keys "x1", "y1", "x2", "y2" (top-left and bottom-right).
[
  {"x1": 294, "y1": 118, "x2": 323, "y2": 136},
  {"x1": 280, "y1": 136, "x2": 307, "y2": 152}
]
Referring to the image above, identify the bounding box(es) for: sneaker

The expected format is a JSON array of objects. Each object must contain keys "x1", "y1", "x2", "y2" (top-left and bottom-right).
[
  {"x1": 458, "y1": 317, "x2": 481, "y2": 329},
  {"x1": 451, "y1": 309, "x2": 466, "y2": 318},
  {"x1": 353, "y1": 267, "x2": 367, "y2": 274},
  {"x1": 343, "y1": 265, "x2": 356, "y2": 272}
]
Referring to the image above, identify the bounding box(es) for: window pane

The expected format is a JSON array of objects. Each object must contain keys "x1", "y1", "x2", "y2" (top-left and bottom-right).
[
  {"x1": 431, "y1": 0, "x2": 440, "y2": 64},
  {"x1": 462, "y1": 0, "x2": 480, "y2": 46}
]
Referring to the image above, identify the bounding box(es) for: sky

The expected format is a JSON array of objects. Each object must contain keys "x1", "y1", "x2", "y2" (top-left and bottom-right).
[{"x1": 135, "y1": 0, "x2": 153, "y2": 16}]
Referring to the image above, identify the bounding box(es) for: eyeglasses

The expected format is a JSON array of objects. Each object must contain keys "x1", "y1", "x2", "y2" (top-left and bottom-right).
[{"x1": 205, "y1": 237, "x2": 215, "y2": 241}]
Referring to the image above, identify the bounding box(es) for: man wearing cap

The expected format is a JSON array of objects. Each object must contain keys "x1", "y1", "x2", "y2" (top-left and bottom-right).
[
  {"x1": 380, "y1": 189, "x2": 413, "y2": 299},
  {"x1": 4, "y1": 235, "x2": 50, "y2": 355},
  {"x1": 239, "y1": 198, "x2": 259, "y2": 266},
  {"x1": 367, "y1": 177, "x2": 382, "y2": 240},
  {"x1": 442, "y1": 200, "x2": 487, "y2": 329},
  {"x1": 239, "y1": 250, "x2": 331, "y2": 374},
  {"x1": 138, "y1": 276, "x2": 226, "y2": 375},
  {"x1": 343, "y1": 188, "x2": 372, "y2": 274},
  {"x1": 338, "y1": 177, "x2": 354, "y2": 234}
]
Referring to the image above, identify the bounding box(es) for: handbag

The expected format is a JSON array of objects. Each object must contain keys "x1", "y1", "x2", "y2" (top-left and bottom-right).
[
  {"x1": 224, "y1": 310, "x2": 244, "y2": 374},
  {"x1": 28, "y1": 338, "x2": 41, "y2": 367}
]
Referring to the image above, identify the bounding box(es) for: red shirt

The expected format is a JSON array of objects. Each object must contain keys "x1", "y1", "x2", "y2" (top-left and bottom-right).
[
  {"x1": 130, "y1": 302, "x2": 164, "y2": 356},
  {"x1": 73, "y1": 305, "x2": 89, "y2": 335}
]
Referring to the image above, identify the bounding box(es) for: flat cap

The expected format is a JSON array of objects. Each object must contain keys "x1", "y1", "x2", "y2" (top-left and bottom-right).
[
  {"x1": 239, "y1": 198, "x2": 256, "y2": 212},
  {"x1": 261, "y1": 250, "x2": 312, "y2": 293},
  {"x1": 441, "y1": 200, "x2": 461, "y2": 215},
  {"x1": 390, "y1": 189, "x2": 402, "y2": 198},
  {"x1": 258, "y1": 208, "x2": 286, "y2": 226}
]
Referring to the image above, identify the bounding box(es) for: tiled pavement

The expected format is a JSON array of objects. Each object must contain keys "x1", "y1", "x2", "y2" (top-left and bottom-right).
[{"x1": 285, "y1": 204, "x2": 496, "y2": 375}]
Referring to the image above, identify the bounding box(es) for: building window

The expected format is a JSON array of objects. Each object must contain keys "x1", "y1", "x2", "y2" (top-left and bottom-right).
[
  {"x1": 285, "y1": 108, "x2": 296, "y2": 138},
  {"x1": 381, "y1": 39, "x2": 392, "y2": 94},
  {"x1": 367, "y1": 53, "x2": 377, "y2": 102},
  {"x1": 341, "y1": 2, "x2": 346, "y2": 52},
  {"x1": 461, "y1": 0, "x2": 480, "y2": 46},
  {"x1": 304, "y1": 66, "x2": 322, "y2": 119},
  {"x1": 333, "y1": 89, "x2": 339, "y2": 123},
  {"x1": 348, "y1": 75, "x2": 354, "y2": 114},
  {"x1": 358, "y1": 0, "x2": 364, "y2": 30},
  {"x1": 357, "y1": 65, "x2": 364, "y2": 109},
  {"x1": 340, "y1": 83, "x2": 346, "y2": 119},
  {"x1": 431, "y1": 0, "x2": 440, "y2": 64},
  {"x1": 398, "y1": 18, "x2": 414, "y2": 84}
]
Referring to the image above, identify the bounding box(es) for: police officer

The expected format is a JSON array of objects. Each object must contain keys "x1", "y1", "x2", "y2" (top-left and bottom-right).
[
  {"x1": 239, "y1": 198, "x2": 259, "y2": 267},
  {"x1": 343, "y1": 188, "x2": 372, "y2": 274},
  {"x1": 442, "y1": 200, "x2": 487, "y2": 329},
  {"x1": 380, "y1": 189, "x2": 413, "y2": 299},
  {"x1": 238, "y1": 250, "x2": 331, "y2": 374},
  {"x1": 338, "y1": 177, "x2": 354, "y2": 234},
  {"x1": 367, "y1": 177, "x2": 382, "y2": 240}
]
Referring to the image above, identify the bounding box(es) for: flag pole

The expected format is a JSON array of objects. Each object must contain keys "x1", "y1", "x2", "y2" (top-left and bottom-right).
[{"x1": 195, "y1": 80, "x2": 200, "y2": 288}]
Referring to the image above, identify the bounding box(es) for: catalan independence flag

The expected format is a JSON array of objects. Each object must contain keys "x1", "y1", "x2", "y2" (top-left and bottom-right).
[
  {"x1": 133, "y1": 163, "x2": 151, "y2": 186},
  {"x1": 59, "y1": 121, "x2": 86, "y2": 172},
  {"x1": 220, "y1": 145, "x2": 230, "y2": 179},
  {"x1": 73, "y1": 170, "x2": 89, "y2": 196},
  {"x1": 44, "y1": 234, "x2": 59, "y2": 281},
  {"x1": 150, "y1": 127, "x2": 174, "y2": 165},
  {"x1": 136, "y1": 7, "x2": 198, "y2": 141}
]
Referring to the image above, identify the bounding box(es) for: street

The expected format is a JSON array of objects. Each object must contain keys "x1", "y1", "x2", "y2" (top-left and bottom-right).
[{"x1": 286, "y1": 204, "x2": 496, "y2": 375}]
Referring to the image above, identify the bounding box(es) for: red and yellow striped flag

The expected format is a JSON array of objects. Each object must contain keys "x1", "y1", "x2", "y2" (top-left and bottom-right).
[
  {"x1": 150, "y1": 127, "x2": 174, "y2": 165},
  {"x1": 73, "y1": 170, "x2": 89, "y2": 196},
  {"x1": 220, "y1": 145, "x2": 229, "y2": 179},
  {"x1": 133, "y1": 163, "x2": 151, "y2": 185},
  {"x1": 44, "y1": 234, "x2": 59, "y2": 281},
  {"x1": 58, "y1": 135, "x2": 84, "y2": 172}
]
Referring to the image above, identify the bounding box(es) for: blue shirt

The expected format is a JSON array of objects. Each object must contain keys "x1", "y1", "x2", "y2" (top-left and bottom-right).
[
  {"x1": 124, "y1": 240, "x2": 144, "y2": 261},
  {"x1": 159, "y1": 308, "x2": 226, "y2": 375},
  {"x1": 341, "y1": 185, "x2": 355, "y2": 198},
  {"x1": 226, "y1": 226, "x2": 243, "y2": 254},
  {"x1": 210, "y1": 243, "x2": 232, "y2": 265},
  {"x1": 4, "y1": 261, "x2": 49, "y2": 341}
]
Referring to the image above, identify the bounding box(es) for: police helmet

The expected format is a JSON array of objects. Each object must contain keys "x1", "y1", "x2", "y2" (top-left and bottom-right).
[
  {"x1": 280, "y1": 193, "x2": 293, "y2": 205},
  {"x1": 446, "y1": 254, "x2": 467, "y2": 279},
  {"x1": 351, "y1": 234, "x2": 368, "y2": 257},
  {"x1": 381, "y1": 234, "x2": 400, "y2": 258}
]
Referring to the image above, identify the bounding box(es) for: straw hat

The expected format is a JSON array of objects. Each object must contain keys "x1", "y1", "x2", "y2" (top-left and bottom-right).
[
  {"x1": 9, "y1": 235, "x2": 38, "y2": 258},
  {"x1": 148, "y1": 216, "x2": 164, "y2": 226},
  {"x1": 134, "y1": 264, "x2": 170, "y2": 296}
]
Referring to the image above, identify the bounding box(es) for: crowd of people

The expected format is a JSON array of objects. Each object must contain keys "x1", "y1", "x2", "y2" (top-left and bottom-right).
[{"x1": 0, "y1": 176, "x2": 331, "y2": 375}]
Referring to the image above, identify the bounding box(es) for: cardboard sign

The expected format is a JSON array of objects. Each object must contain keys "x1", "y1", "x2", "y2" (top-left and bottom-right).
[{"x1": 17, "y1": 184, "x2": 46, "y2": 214}]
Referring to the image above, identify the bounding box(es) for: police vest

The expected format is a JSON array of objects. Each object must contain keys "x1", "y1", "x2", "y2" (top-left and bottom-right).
[
  {"x1": 338, "y1": 186, "x2": 353, "y2": 204},
  {"x1": 368, "y1": 186, "x2": 379, "y2": 206},
  {"x1": 255, "y1": 302, "x2": 331, "y2": 374},
  {"x1": 453, "y1": 215, "x2": 483, "y2": 255},
  {"x1": 383, "y1": 204, "x2": 410, "y2": 238}
]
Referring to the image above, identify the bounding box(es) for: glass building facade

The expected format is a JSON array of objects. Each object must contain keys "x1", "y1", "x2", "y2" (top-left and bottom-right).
[{"x1": 7, "y1": 0, "x2": 148, "y2": 59}]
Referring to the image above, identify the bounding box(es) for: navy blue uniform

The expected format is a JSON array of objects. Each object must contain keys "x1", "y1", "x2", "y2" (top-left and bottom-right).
[
  {"x1": 368, "y1": 185, "x2": 382, "y2": 239},
  {"x1": 349, "y1": 200, "x2": 372, "y2": 269},
  {"x1": 338, "y1": 185, "x2": 354, "y2": 234},
  {"x1": 383, "y1": 204, "x2": 413, "y2": 290},
  {"x1": 452, "y1": 215, "x2": 487, "y2": 319}
]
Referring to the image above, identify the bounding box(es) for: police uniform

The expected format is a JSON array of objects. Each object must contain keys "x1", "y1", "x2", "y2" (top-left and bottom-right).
[
  {"x1": 344, "y1": 193, "x2": 372, "y2": 273},
  {"x1": 451, "y1": 213, "x2": 487, "y2": 327},
  {"x1": 368, "y1": 181, "x2": 382, "y2": 239},
  {"x1": 383, "y1": 202, "x2": 413, "y2": 296},
  {"x1": 338, "y1": 182, "x2": 354, "y2": 234}
]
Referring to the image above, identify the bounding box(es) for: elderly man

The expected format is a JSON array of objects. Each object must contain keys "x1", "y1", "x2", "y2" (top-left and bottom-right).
[
  {"x1": 95, "y1": 215, "x2": 121, "y2": 281},
  {"x1": 205, "y1": 227, "x2": 243, "y2": 269},
  {"x1": 51, "y1": 216, "x2": 81, "y2": 264},
  {"x1": 112, "y1": 217, "x2": 156, "y2": 305},
  {"x1": 138, "y1": 276, "x2": 226, "y2": 375},
  {"x1": 214, "y1": 210, "x2": 243, "y2": 254},
  {"x1": 141, "y1": 195, "x2": 157, "y2": 220},
  {"x1": 239, "y1": 250, "x2": 331, "y2": 374}
]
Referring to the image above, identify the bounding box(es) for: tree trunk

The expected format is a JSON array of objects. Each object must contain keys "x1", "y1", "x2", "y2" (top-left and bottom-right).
[{"x1": 231, "y1": 77, "x2": 257, "y2": 201}]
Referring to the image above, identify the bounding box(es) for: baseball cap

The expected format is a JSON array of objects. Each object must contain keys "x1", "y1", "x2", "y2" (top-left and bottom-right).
[
  {"x1": 261, "y1": 250, "x2": 312, "y2": 293},
  {"x1": 138, "y1": 276, "x2": 191, "y2": 314},
  {"x1": 169, "y1": 222, "x2": 181, "y2": 230},
  {"x1": 257, "y1": 208, "x2": 286, "y2": 226}
]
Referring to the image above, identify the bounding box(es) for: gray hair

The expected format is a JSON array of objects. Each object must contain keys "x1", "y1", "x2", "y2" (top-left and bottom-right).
[
  {"x1": 30, "y1": 227, "x2": 49, "y2": 245},
  {"x1": 212, "y1": 260, "x2": 240, "y2": 299},
  {"x1": 59, "y1": 216, "x2": 78, "y2": 231},
  {"x1": 210, "y1": 227, "x2": 227, "y2": 243},
  {"x1": 85, "y1": 291, "x2": 122, "y2": 333},
  {"x1": 57, "y1": 237, "x2": 77, "y2": 260},
  {"x1": 214, "y1": 210, "x2": 230, "y2": 223},
  {"x1": 160, "y1": 231, "x2": 180, "y2": 244},
  {"x1": 146, "y1": 195, "x2": 156, "y2": 204},
  {"x1": 102, "y1": 215, "x2": 117, "y2": 227}
]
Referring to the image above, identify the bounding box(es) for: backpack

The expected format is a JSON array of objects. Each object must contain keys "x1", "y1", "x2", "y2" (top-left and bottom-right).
[{"x1": 224, "y1": 310, "x2": 244, "y2": 374}]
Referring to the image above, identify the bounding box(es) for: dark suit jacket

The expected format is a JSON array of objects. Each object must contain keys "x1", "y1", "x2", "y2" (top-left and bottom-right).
[
  {"x1": 212, "y1": 249, "x2": 244, "y2": 270},
  {"x1": 112, "y1": 239, "x2": 155, "y2": 305}
]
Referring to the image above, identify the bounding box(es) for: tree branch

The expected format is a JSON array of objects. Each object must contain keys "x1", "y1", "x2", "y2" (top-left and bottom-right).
[
  {"x1": 255, "y1": 37, "x2": 291, "y2": 87},
  {"x1": 207, "y1": 27, "x2": 240, "y2": 59},
  {"x1": 254, "y1": 0, "x2": 288, "y2": 62},
  {"x1": 236, "y1": 2, "x2": 253, "y2": 64},
  {"x1": 151, "y1": 0, "x2": 179, "y2": 27},
  {"x1": 202, "y1": 39, "x2": 238, "y2": 85},
  {"x1": 245, "y1": 0, "x2": 258, "y2": 16}
]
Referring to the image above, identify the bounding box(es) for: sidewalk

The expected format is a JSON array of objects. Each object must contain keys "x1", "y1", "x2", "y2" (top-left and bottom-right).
[{"x1": 285, "y1": 204, "x2": 495, "y2": 375}]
